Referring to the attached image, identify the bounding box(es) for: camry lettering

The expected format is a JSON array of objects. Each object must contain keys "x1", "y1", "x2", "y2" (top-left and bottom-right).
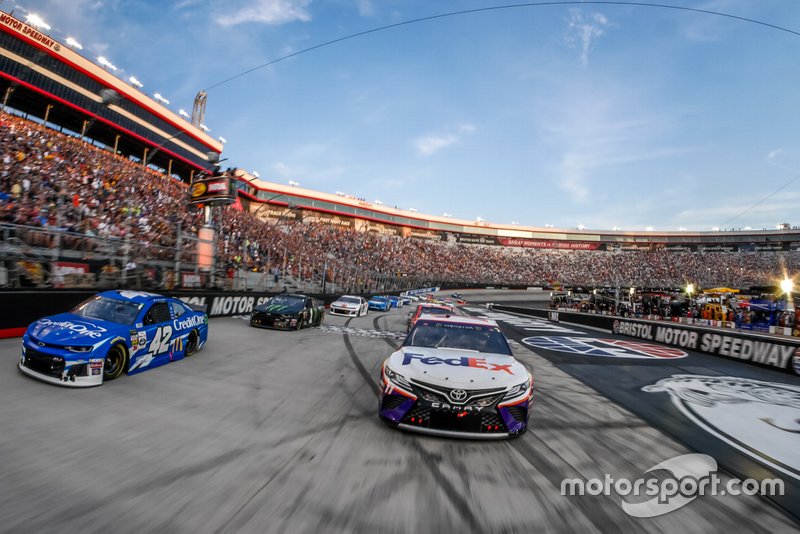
[
  {"x1": 401, "y1": 353, "x2": 514, "y2": 374},
  {"x1": 430, "y1": 402, "x2": 485, "y2": 412}
]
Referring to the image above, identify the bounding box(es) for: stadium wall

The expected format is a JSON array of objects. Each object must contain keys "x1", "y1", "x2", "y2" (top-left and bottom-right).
[{"x1": 490, "y1": 304, "x2": 800, "y2": 375}]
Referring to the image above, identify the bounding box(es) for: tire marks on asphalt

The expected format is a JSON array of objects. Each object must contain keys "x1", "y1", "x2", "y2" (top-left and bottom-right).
[{"x1": 362, "y1": 314, "x2": 483, "y2": 531}]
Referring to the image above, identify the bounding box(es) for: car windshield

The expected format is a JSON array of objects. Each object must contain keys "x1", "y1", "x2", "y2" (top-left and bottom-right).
[
  {"x1": 371, "y1": 297, "x2": 388, "y2": 303},
  {"x1": 340, "y1": 297, "x2": 361, "y2": 304},
  {"x1": 72, "y1": 296, "x2": 142, "y2": 325},
  {"x1": 422, "y1": 307, "x2": 451, "y2": 316},
  {"x1": 262, "y1": 296, "x2": 304, "y2": 313},
  {"x1": 404, "y1": 321, "x2": 512, "y2": 355}
]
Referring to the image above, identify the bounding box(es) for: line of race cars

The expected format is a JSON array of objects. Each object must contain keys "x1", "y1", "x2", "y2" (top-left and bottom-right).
[{"x1": 17, "y1": 289, "x2": 532, "y2": 439}]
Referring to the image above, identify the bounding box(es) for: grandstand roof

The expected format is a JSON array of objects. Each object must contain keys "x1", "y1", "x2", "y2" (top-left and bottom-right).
[
  {"x1": 0, "y1": 11, "x2": 222, "y2": 180},
  {"x1": 235, "y1": 171, "x2": 800, "y2": 249}
]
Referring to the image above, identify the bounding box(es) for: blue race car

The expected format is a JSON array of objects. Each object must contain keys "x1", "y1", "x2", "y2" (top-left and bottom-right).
[
  {"x1": 388, "y1": 296, "x2": 403, "y2": 308},
  {"x1": 19, "y1": 290, "x2": 208, "y2": 387},
  {"x1": 368, "y1": 296, "x2": 391, "y2": 312}
]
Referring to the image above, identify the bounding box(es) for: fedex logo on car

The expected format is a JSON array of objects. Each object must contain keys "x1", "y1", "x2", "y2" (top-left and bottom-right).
[{"x1": 401, "y1": 353, "x2": 513, "y2": 375}]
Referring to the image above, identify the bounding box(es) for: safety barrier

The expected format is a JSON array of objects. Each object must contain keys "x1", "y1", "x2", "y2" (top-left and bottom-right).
[
  {"x1": 490, "y1": 304, "x2": 800, "y2": 375},
  {"x1": 0, "y1": 289, "x2": 399, "y2": 338}
]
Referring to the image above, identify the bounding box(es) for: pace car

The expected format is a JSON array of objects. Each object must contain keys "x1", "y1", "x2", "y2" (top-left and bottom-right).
[
  {"x1": 19, "y1": 290, "x2": 208, "y2": 387},
  {"x1": 379, "y1": 314, "x2": 533, "y2": 439},
  {"x1": 330, "y1": 295, "x2": 369, "y2": 317},
  {"x1": 250, "y1": 294, "x2": 325, "y2": 329}
]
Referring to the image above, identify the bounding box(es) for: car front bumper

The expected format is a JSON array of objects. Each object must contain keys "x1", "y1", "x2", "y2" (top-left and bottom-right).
[
  {"x1": 19, "y1": 343, "x2": 104, "y2": 388},
  {"x1": 330, "y1": 307, "x2": 359, "y2": 316}
]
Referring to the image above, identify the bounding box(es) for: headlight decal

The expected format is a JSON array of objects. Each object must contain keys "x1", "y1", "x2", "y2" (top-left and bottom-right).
[
  {"x1": 499, "y1": 373, "x2": 533, "y2": 407},
  {"x1": 382, "y1": 364, "x2": 416, "y2": 399}
]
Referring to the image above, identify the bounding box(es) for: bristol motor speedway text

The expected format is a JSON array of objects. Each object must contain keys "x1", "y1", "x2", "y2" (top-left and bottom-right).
[{"x1": 614, "y1": 321, "x2": 795, "y2": 369}]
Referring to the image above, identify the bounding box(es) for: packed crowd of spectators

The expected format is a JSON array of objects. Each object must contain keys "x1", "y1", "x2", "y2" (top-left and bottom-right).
[{"x1": 2, "y1": 111, "x2": 800, "y2": 290}]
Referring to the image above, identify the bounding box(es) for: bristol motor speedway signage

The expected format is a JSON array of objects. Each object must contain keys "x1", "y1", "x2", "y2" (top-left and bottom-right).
[
  {"x1": 613, "y1": 319, "x2": 800, "y2": 373},
  {"x1": 174, "y1": 293, "x2": 280, "y2": 317}
]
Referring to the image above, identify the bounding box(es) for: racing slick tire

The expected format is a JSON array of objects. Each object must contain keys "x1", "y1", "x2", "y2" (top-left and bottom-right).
[
  {"x1": 295, "y1": 316, "x2": 305, "y2": 330},
  {"x1": 104, "y1": 343, "x2": 128, "y2": 381},
  {"x1": 185, "y1": 330, "x2": 199, "y2": 357}
]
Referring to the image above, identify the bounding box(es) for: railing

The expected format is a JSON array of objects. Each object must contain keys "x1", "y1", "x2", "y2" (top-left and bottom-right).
[{"x1": 0, "y1": 222, "x2": 430, "y2": 294}]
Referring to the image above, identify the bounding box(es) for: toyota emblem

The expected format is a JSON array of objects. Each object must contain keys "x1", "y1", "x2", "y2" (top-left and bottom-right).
[
  {"x1": 37, "y1": 341, "x2": 45, "y2": 347},
  {"x1": 449, "y1": 389, "x2": 467, "y2": 402}
]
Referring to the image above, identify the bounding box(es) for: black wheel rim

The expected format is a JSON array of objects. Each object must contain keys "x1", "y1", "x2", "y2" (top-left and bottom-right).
[
  {"x1": 186, "y1": 332, "x2": 197, "y2": 355},
  {"x1": 105, "y1": 347, "x2": 124, "y2": 377}
]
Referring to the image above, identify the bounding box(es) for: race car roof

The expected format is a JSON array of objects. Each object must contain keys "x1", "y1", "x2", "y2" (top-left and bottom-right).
[
  {"x1": 415, "y1": 313, "x2": 498, "y2": 327},
  {"x1": 98, "y1": 290, "x2": 166, "y2": 305}
]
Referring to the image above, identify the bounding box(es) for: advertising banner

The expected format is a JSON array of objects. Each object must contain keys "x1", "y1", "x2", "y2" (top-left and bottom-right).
[
  {"x1": 52, "y1": 261, "x2": 90, "y2": 288},
  {"x1": 611, "y1": 318, "x2": 799, "y2": 372},
  {"x1": 491, "y1": 305, "x2": 800, "y2": 374},
  {"x1": 497, "y1": 238, "x2": 602, "y2": 250}
]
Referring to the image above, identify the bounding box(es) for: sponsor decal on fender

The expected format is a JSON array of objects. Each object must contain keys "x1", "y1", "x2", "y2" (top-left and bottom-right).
[
  {"x1": 173, "y1": 315, "x2": 205, "y2": 330},
  {"x1": 643, "y1": 374, "x2": 800, "y2": 480},
  {"x1": 401, "y1": 353, "x2": 514, "y2": 374},
  {"x1": 522, "y1": 336, "x2": 688, "y2": 359}
]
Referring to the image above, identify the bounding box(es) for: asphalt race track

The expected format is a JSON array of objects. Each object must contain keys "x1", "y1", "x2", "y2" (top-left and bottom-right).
[{"x1": 0, "y1": 290, "x2": 798, "y2": 533}]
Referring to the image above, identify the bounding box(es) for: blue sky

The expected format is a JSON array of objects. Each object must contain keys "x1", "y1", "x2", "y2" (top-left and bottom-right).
[{"x1": 11, "y1": 0, "x2": 800, "y2": 232}]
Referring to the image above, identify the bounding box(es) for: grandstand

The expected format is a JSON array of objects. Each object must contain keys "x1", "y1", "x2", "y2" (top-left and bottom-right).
[
  {"x1": 237, "y1": 171, "x2": 800, "y2": 252},
  {"x1": 0, "y1": 11, "x2": 221, "y2": 181}
]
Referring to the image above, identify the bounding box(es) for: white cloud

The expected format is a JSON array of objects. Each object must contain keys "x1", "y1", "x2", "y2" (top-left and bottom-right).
[
  {"x1": 564, "y1": 9, "x2": 609, "y2": 66},
  {"x1": 356, "y1": 0, "x2": 374, "y2": 17},
  {"x1": 414, "y1": 124, "x2": 475, "y2": 156},
  {"x1": 217, "y1": 0, "x2": 311, "y2": 27},
  {"x1": 538, "y1": 81, "x2": 691, "y2": 204},
  {"x1": 768, "y1": 148, "x2": 783, "y2": 163}
]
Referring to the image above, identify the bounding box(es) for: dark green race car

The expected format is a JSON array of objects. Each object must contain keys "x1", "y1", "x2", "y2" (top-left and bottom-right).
[{"x1": 250, "y1": 294, "x2": 325, "y2": 330}]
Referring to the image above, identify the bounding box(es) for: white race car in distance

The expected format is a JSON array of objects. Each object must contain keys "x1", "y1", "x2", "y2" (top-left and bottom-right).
[{"x1": 329, "y1": 295, "x2": 369, "y2": 317}]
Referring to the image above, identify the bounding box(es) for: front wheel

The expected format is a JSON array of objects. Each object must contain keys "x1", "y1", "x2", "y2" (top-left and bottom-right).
[
  {"x1": 104, "y1": 344, "x2": 128, "y2": 381},
  {"x1": 295, "y1": 315, "x2": 304, "y2": 330}
]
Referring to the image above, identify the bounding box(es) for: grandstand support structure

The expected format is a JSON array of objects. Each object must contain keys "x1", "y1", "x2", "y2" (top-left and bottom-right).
[{"x1": 191, "y1": 91, "x2": 207, "y2": 128}]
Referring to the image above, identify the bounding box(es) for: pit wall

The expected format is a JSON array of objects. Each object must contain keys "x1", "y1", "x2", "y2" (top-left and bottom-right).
[
  {"x1": 0, "y1": 290, "x2": 395, "y2": 338},
  {"x1": 490, "y1": 304, "x2": 800, "y2": 376}
]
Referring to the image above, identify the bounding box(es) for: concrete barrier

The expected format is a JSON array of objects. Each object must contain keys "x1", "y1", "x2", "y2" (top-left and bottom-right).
[
  {"x1": 0, "y1": 289, "x2": 381, "y2": 338},
  {"x1": 491, "y1": 304, "x2": 800, "y2": 375}
]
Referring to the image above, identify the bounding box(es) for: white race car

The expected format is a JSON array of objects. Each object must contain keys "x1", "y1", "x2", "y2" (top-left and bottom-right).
[
  {"x1": 378, "y1": 314, "x2": 533, "y2": 439},
  {"x1": 329, "y1": 295, "x2": 369, "y2": 317}
]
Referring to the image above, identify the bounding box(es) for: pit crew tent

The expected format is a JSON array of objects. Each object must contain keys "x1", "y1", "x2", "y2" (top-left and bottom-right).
[{"x1": 703, "y1": 287, "x2": 740, "y2": 294}]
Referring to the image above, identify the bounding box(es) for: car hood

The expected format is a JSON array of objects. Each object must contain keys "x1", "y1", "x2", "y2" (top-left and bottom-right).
[
  {"x1": 332, "y1": 301, "x2": 358, "y2": 308},
  {"x1": 27, "y1": 313, "x2": 129, "y2": 345},
  {"x1": 387, "y1": 346, "x2": 526, "y2": 388},
  {"x1": 254, "y1": 304, "x2": 301, "y2": 315}
]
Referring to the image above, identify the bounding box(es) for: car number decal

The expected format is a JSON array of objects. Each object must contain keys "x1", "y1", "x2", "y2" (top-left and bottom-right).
[{"x1": 148, "y1": 326, "x2": 173, "y2": 356}]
